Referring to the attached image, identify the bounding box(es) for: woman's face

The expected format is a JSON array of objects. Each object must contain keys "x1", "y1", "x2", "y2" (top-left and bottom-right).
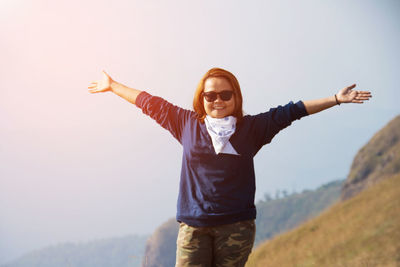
[{"x1": 203, "y1": 77, "x2": 236, "y2": 118}]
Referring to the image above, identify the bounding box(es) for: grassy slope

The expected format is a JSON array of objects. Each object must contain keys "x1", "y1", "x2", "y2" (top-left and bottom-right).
[
  {"x1": 246, "y1": 173, "x2": 400, "y2": 267},
  {"x1": 255, "y1": 180, "x2": 342, "y2": 246}
]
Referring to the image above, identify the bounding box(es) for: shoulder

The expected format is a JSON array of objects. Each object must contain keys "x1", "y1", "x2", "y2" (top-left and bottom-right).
[{"x1": 136, "y1": 91, "x2": 196, "y2": 115}]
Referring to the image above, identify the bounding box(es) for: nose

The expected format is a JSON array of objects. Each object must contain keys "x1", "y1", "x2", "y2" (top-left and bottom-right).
[{"x1": 214, "y1": 94, "x2": 223, "y2": 102}]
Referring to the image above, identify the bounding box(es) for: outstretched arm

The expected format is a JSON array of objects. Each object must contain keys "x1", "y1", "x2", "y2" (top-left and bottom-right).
[
  {"x1": 88, "y1": 71, "x2": 142, "y2": 104},
  {"x1": 303, "y1": 84, "x2": 372, "y2": 115},
  {"x1": 88, "y1": 70, "x2": 191, "y2": 142}
]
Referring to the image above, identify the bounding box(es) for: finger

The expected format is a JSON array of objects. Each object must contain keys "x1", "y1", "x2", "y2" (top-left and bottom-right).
[
  {"x1": 347, "y1": 84, "x2": 356, "y2": 89},
  {"x1": 358, "y1": 91, "x2": 372, "y2": 95},
  {"x1": 356, "y1": 93, "x2": 372, "y2": 98},
  {"x1": 102, "y1": 70, "x2": 110, "y2": 77},
  {"x1": 355, "y1": 97, "x2": 371, "y2": 100},
  {"x1": 87, "y1": 85, "x2": 97, "y2": 89}
]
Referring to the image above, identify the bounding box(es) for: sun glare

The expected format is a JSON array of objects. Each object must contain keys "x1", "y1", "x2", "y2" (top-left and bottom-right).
[{"x1": 0, "y1": 0, "x2": 32, "y2": 21}]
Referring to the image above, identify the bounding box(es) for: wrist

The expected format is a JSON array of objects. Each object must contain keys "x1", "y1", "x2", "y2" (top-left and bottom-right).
[
  {"x1": 110, "y1": 80, "x2": 119, "y2": 93},
  {"x1": 334, "y1": 94, "x2": 341, "y2": 105}
]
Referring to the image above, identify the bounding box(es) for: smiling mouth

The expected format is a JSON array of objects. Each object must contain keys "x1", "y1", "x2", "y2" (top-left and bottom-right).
[{"x1": 213, "y1": 106, "x2": 225, "y2": 110}]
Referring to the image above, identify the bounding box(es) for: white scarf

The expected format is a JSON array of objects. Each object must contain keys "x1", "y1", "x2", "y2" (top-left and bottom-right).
[{"x1": 204, "y1": 115, "x2": 239, "y2": 155}]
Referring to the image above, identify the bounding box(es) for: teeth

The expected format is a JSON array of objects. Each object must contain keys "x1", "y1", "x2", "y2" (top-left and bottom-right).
[{"x1": 214, "y1": 106, "x2": 225, "y2": 109}]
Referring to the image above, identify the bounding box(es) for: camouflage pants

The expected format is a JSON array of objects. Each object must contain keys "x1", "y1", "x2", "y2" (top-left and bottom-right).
[{"x1": 175, "y1": 220, "x2": 255, "y2": 267}]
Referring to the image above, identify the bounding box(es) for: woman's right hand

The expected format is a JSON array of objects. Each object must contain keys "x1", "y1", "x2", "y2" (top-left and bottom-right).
[{"x1": 88, "y1": 70, "x2": 113, "y2": 93}]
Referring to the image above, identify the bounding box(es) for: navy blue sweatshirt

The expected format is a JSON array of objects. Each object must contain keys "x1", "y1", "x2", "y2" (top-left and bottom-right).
[{"x1": 136, "y1": 91, "x2": 308, "y2": 227}]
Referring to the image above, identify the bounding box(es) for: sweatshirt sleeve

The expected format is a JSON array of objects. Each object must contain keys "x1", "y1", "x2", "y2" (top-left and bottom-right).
[
  {"x1": 135, "y1": 91, "x2": 193, "y2": 143},
  {"x1": 251, "y1": 100, "x2": 309, "y2": 150}
]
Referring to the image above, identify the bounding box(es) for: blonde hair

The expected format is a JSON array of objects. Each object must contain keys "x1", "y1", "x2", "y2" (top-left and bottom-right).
[{"x1": 193, "y1": 67, "x2": 243, "y2": 123}]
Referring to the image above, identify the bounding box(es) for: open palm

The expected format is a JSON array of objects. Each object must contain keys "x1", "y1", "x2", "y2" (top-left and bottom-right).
[
  {"x1": 336, "y1": 84, "x2": 372, "y2": 104},
  {"x1": 88, "y1": 71, "x2": 113, "y2": 93}
]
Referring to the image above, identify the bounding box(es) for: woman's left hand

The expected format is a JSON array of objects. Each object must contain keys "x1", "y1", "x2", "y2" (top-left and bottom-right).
[{"x1": 336, "y1": 84, "x2": 372, "y2": 104}]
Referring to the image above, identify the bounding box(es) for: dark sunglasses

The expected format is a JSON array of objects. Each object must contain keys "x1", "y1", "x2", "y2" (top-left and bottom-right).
[{"x1": 202, "y1": 90, "x2": 234, "y2": 102}]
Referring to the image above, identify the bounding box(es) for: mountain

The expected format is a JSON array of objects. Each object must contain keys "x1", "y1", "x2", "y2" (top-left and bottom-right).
[
  {"x1": 141, "y1": 180, "x2": 343, "y2": 266},
  {"x1": 255, "y1": 180, "x2": 342, "y2": 246},
  {"x1": 341, "y1": 115, "x2": 400, "y2": 200},
  {"x1": 9, "y1": 114, "x2": 398, "y2": 267},
  {"x1": 141, "y1": 218, "x2": 179, "y2": 267},
  {"x1": 0, "y1": 180, "x2": 341, "y2": 267},
  {"x1": 1, "y1": 235, "x2": 148, "y2": 267},
  {"x1": 246, "y1": 114, "x2": 400, "y2": 266},
  {"x1": 246, "y1": 173, "x2": 400, "y2": 266}
]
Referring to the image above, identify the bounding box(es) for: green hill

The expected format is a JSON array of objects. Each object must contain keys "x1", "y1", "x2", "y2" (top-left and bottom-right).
[
  {"x1": 255, "y1": 180, "x2": 342, "y2": 246},
  {"x1": 246, "y1": 173, "x2": 400, "y2": 266},
  {"x1": 1, "y1": 181, "x2": 340, "y2": 267},
  {"x1": 142, "y1": 218, "x2": 179, "y2": 267}
]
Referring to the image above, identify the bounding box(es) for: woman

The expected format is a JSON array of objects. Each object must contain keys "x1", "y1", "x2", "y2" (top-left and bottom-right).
[{"x1": 88, "y1": 68, "x2": 371, "y2": 266}]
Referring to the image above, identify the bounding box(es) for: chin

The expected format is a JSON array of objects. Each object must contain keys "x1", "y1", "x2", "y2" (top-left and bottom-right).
[{"x1": 212, "y1": 112, "x2": 230, "y2": 118}]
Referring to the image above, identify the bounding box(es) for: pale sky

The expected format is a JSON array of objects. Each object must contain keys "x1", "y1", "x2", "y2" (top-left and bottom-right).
[{"x1": 1, "y1": 0, "x2": 399, "y2": 263}]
